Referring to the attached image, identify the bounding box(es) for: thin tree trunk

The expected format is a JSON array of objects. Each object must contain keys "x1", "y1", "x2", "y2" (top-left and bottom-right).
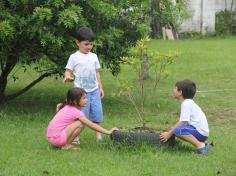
[
  {"x1": 230, "y1": 0, "x2": 235, "y2": 32},
  {"x1": 141, "y1": 55, "x2": 149, "y2": 80},
  {"x1": 200, "y1": 0, "x2": 204, "y2": 33}
]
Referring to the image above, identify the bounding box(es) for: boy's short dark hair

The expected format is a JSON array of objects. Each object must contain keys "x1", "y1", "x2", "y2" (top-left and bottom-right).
[
  {"x1": 175, "y1": 79, "x2": 196, "y2": 99},
  {"x1": 76, "y1": 27, "x2": 95, "y2": 42}
]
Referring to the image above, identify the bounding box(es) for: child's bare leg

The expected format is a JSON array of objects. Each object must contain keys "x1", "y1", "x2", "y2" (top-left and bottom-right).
[
  {"x1": 177, "y1": 135, "x2": 205, "y2": 149},
  {"x1": 96, "y1": 131, "x2": 102, "y2": 140},
  {"x1": 94, "y1": 122, "x2": 102, "y2": 140},
  {"x1": 68, "y1": 127, "x2": 83, "y2": 144},
  {"x1": 64, "y1": 121, "x2": 84, "y2": 145}
]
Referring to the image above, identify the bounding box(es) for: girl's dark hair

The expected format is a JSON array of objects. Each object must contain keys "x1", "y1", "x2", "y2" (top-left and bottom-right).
[
  {"x1": 175, "y1": 79, "x2": 196, "y2": 99},
  {"x1": 76, "y1": 27, "x2": 95, "y2": 42},
  {"x1": 58, "y1": 88, "x2": 86, "y2": 111}
]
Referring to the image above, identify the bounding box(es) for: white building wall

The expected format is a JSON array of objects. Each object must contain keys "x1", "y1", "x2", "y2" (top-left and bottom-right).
[
  {"x1": 215, "y1": 0, "x2": 236, "y2": 12},
  {"x1": 180, "y1": 0, "x2": 236, "y2": 33},
  {"x1": 202, "y1": 0, "x2": 215, "y2": 33},
  {"x1": 180, "y1": 0, "x2": 202, "y2": 32}
]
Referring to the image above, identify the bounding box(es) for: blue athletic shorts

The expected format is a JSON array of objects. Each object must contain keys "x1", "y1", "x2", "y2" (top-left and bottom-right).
[
  {"x1": 173, "y1": 125, "x2": 208, "y2": 142},
  {"x1": 80, "y1": 88, "x2": 103, "y2": 123}
]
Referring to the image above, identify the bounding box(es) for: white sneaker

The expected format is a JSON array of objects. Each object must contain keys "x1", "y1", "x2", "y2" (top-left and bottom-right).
[
  {"x1": 96, "y1": 133, "x2": 103, "y2": 142},
  {"x1": 72, "y1": 136, "x2": 80, "y2": 145}
]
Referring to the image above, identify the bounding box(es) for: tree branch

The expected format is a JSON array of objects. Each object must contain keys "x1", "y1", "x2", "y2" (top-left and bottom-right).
[{"x1": 5, "y1": 71, "x2": 57, "y2": 102}]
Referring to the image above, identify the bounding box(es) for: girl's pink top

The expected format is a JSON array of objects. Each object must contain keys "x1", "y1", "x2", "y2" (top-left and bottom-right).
[{"x1": 47, "y1": 105, "x2": 84, "y2": 138}]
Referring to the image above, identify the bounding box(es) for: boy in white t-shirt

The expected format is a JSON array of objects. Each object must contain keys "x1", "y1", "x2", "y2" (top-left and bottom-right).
[
  {"x1": 160, "y1": 79, "x2": 211, "y2": 154},
  {"x1": 64, "y1": 27, "x2": 104, "y2": 141}
]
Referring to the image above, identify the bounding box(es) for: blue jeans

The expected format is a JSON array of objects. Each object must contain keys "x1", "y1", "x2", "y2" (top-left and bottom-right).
[
  {"x1": 80, "y1": 89, "x2": 103, "y2": 123},
  {"x1": 173, "y1": 125, "x2": 208, "y2": 142}
]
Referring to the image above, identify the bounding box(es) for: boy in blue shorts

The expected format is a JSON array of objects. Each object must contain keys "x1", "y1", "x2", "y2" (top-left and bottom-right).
[
  {"x1": 64, "y1": 27, "x2": 104, "y2": 141},
  {"x1": 160, "y1": 79, "x2": 211, "y2": 154}
]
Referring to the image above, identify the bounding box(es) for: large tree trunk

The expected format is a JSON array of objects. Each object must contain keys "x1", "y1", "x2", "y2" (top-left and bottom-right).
[
  {"x1": 150, "y1": 0, "x2": 161, "y2": 38},
  {"x1": 0, "y1": 56, "x2": 56, "y2": 104},
  {"x1": 0, "y1": 55, "x2": 18, "y2": 104}
]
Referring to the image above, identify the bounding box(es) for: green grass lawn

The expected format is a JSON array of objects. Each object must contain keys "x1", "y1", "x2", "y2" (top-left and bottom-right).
[{"x1": 1, "y1": 37, "x2": 236, "y2": 176}]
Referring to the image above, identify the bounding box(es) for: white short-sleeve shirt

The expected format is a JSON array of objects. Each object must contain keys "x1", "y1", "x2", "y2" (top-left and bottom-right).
[
  {"x1": 65, "y1": 51, "x2": 101, "y2": 92},
  {"x1": 180, "y1": 99, "x2": 209, "y2": 136}
]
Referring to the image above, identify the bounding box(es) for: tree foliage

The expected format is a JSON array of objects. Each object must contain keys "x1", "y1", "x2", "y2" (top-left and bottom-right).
[
  {"x1": 150, "y1": 0, "x2": 188, "y2": 38},
  {"x1": 216, "y1": 9, "x2": 236, "y2": 35},
  {"x1": 0, "y1": 0, "x2": 150, "y2": 103}
]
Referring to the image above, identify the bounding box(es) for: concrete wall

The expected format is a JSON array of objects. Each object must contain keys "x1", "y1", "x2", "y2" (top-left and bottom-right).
[
  {"x1": 215, "y1": 0, "x2": 236, "y2": 12},
  {"x1": 180, "y1": 0, "x2": 202, "y2": 32},
  {"x1": 180, "y1": 0, "x2": 236, "y2": 33}
]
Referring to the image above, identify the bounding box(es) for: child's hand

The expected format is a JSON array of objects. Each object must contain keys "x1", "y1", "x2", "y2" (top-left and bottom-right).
[
  {"x1": 99, "y1": 88, "x2": 104, "y2": 98},
  {"x1": 63, "y1": 76, "x2": 74, "y2": 83},
  {"x1": 64, "y1": 70, "x2": 74, "y2": 83},
  {"x1": 56, "y1": 103, "x2": 63, "y2": 112},
  {"x1": 109, "y1": 127, "x2": 119, "y2": 134},
  {"x1": 160, "y1": 132, "x2": 171, "y2": 143}
]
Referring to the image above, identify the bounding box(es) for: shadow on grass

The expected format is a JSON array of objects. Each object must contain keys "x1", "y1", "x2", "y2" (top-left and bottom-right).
[{"x1": 98, "y1": 137, "x2": 194, "y2": 155}]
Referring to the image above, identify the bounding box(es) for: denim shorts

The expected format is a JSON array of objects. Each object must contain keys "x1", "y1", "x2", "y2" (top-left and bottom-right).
[
  {"x1": 80, "y1": 88, "x2": 103, "y2": 123},
  {"x1": 173, "y1": 125, "x2": 208, "y2": 142}
]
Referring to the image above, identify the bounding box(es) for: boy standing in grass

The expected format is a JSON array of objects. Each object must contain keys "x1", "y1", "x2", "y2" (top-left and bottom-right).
[
  {"x1": 64, "y1": 27, "x2": 104, "y2": 141},
  {"x1": 160, "y1": 79, "x2": 211, "y2": 154}
]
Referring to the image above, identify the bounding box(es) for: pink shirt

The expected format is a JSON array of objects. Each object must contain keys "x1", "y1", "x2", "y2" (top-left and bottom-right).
[{"x1": 47, "y1": 105, "x2": 84, "y2": 138}]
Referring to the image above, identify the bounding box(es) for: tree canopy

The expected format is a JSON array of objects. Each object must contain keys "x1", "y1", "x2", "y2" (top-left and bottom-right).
[
  {"x1": 150, "y1": 0, "x2": 188, "y2": 38},
  {"x1": 0, "y1": 0, "x2": 150, "y2": 103}
]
